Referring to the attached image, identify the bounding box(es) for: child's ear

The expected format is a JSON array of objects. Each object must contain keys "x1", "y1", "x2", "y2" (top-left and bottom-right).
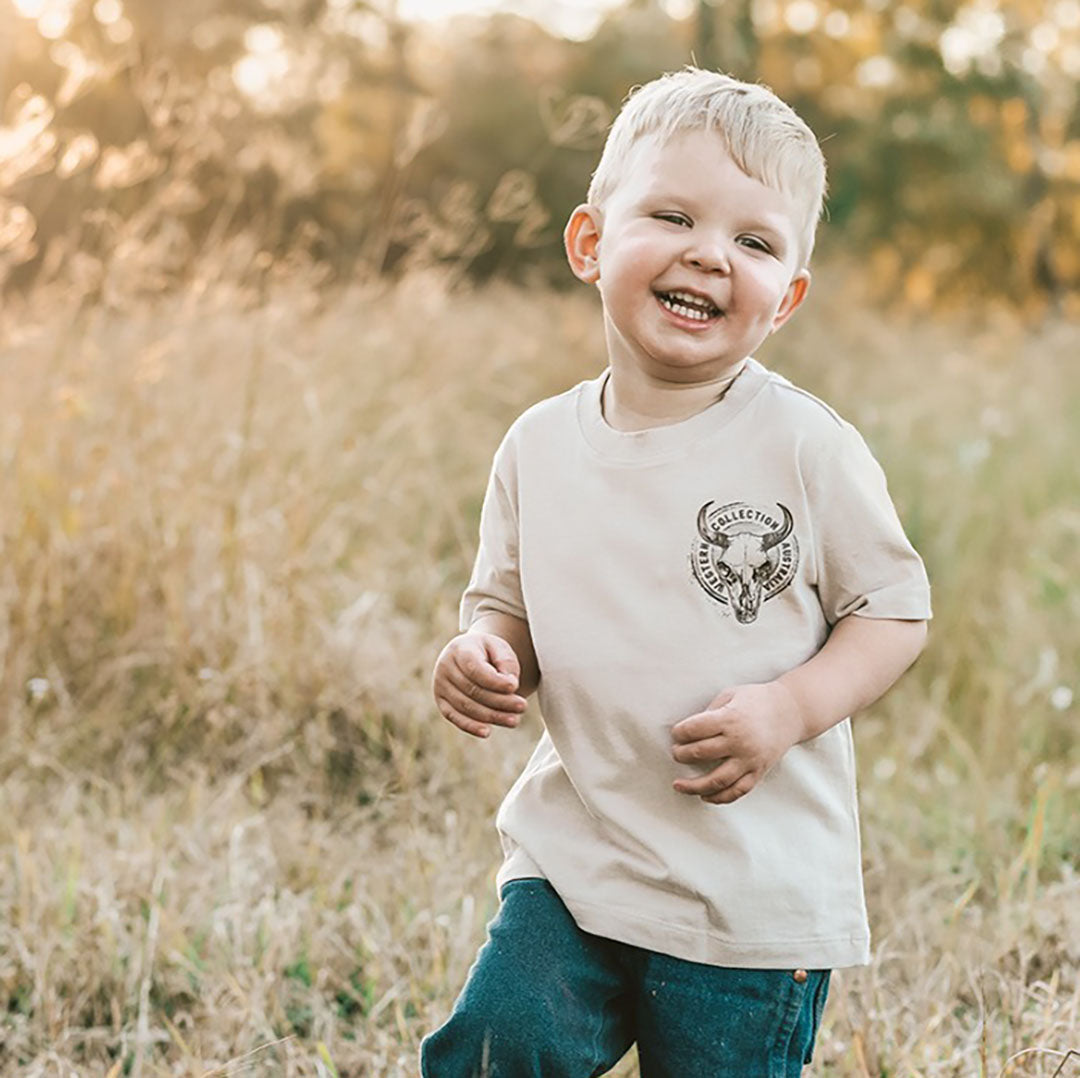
[
  {"x1": 564, "y1": 204, "x2": 602, "y2": 284},
  {"x1": 770, "y1": 270, "x2": 810, "y2": 332}
]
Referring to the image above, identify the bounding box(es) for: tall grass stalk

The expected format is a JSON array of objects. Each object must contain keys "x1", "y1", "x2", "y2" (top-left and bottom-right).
[{"x1": 0, "y1": 267, "x2": 1077, "y2": 1074}]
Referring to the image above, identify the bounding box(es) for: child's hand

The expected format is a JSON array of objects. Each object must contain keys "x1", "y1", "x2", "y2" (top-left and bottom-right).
[
  {"x1": 670, "y1": 682, "x2": 804, "y2": 804},
  {"x1": 432, "y1": 632, "x2": 528, "y2": 739}
]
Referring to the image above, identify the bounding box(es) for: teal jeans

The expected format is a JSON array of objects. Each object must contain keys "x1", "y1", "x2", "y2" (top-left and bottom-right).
[{"x1": 421, "y1": 878, "x2": 830, "y2": 1078}]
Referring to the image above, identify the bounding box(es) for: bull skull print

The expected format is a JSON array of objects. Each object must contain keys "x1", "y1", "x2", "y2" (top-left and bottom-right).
[{"x1": 691, "y1": 501, "x2": 799, "y2": 623}]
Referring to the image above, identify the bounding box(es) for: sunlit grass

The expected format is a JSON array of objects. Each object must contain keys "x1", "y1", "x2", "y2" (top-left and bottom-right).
[{"x1": 0, "y1": 267, "x2": 1077, "y2": 1075}]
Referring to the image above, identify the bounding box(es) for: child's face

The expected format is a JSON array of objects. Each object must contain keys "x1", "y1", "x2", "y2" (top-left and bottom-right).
[{"x1": 566, "y1": 129, "x2": 810, "y2": 385}]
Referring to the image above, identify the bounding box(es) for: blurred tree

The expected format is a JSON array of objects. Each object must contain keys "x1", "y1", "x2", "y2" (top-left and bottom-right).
[
  {"x1": 0, "y1": 0, "x2": 1077, "y2": 312},
  {"x1": 697, "y1": 0, "x2": 757, "y2": 78}
]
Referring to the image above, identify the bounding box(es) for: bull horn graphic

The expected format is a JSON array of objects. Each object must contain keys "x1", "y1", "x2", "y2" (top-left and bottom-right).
[
  {"x1": 760, "y1": 504, "x2": 794, "y2": 551},
  {"x1": 697, "y1": 501, "x2": 731, "y2": 550}
]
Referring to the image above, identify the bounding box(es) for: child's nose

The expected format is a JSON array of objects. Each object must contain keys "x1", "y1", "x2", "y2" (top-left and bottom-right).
[{"x1": 683, "y1": 236, "x2": 731, "y2": 274}]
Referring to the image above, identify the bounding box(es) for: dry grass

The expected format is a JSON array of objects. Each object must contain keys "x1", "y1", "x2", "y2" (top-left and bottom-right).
[{"x1": 0, "y1": 266, "x2": 1077, "y2": 1076}]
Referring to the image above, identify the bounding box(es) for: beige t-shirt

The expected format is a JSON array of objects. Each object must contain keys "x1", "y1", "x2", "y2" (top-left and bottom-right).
[{"x1": 461, "y1": 359, "x2": 931, "y2": 969}]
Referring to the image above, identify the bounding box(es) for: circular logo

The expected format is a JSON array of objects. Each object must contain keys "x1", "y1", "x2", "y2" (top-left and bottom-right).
[{"x1": 690, "y1": 501, "x2": 799, "y2": 624}]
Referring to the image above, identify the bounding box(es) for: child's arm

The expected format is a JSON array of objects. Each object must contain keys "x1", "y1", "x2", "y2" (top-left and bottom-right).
[
  {"x1": 432, "y1": 612, "x2": 539, "y2": 740},
  {"x1": 671, "y1": 615, "x2": 927, "y2": 804}
]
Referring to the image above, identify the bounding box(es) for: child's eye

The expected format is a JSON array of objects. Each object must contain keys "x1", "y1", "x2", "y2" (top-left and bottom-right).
[
  {"x1": 654, "y1": 212, "x2": 691, "y2": 227},
  {"x1": 738, "y1": 235, "x2": 771, "y2": 253}
]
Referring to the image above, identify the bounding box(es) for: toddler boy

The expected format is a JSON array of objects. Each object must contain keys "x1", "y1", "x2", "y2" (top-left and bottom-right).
[{"x1": 423, "y1": 67, "x2": 931, "y2": 1077}]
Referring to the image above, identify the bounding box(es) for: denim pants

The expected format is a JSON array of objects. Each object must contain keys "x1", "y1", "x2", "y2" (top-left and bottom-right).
[{"x1": 421, "y1": 878, "x2": 830, "y2": 1078}]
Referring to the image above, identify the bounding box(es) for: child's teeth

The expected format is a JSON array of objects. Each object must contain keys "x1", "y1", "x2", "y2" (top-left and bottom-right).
[{"x1": 660, "y1": 293, "x2": 714, "y2": 320}]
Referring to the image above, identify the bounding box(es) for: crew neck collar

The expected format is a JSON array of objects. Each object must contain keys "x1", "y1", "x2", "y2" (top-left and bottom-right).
[{"x1": 577, "y1": 358, "x2": 769, "y2": 465}]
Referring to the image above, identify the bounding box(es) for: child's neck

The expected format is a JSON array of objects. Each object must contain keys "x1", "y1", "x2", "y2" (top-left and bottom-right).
[{"x1": 602, "y1": 362, "x2": 747, "y2": 433}]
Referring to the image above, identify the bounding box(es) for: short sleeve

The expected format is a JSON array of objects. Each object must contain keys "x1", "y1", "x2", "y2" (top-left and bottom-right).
[
  {"x1": 808, "y1": 424, "x2": 932, "y2": 625},
  {"x1": 459, "y1": 442, "x2": 527, "y2": 630}
]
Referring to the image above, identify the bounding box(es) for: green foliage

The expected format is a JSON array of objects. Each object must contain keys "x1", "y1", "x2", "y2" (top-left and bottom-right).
[
  {"x1": 0, "y1": 0, "x2": 1077, "y2": 310},
  {"x1": 284, "y1": 956, "x2": 313, "y2": 988}
]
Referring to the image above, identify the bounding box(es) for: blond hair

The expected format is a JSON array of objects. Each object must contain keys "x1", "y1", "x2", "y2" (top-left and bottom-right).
[{"x1": 587, "y1": 68, "x2": 827, "y2": 268}]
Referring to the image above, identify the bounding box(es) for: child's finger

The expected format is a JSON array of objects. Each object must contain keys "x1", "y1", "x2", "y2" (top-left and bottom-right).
[
  {"x1": 671, "y1": 709, "x2": 728, "y2": 744},
  {"x1": 671, "y1": 735, "x2": 727, "y2": 765},
  {"x1": 445, "y1": 668, "x2": 527, "y2": 713},
  {"x1": 673, "y1": 760, "x2": 744, "y2": 797},
  {"x1": 458, "y1": 651, "x2": 519, "y2": 692},
  {"x1": 705, "y1": 687, "x2": 737, "y2": 711},
  {"x1": 436, "y1": 698, "x2": 491, "y2": 739},
  {"x1": 440, "y1": 683, "x2": 522, "y2": 729},
  {"x1": 669, "y1": 714, "x2": 703, "y2": 743},
  {"x1": 483, "y1": 637, "x2": 521, "y2": 685},
  {"x1": 702, "y1": 773, "x2": 758, "y2": 804}
]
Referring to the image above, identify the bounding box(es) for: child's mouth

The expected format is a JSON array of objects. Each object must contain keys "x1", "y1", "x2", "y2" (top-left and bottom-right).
[{"x1": 656, "y1": 290, "x2": 722, "y2": 322}]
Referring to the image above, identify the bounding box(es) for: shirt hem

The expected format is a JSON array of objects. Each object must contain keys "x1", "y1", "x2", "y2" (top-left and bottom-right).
[{"x1": 563, "y1": 892, "x2": 871, "y2": 970}]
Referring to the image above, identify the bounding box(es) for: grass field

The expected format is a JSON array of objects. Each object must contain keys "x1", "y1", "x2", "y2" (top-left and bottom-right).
[{"x1": 0, "y1": 265, "x2": 1078, "y2": 1076}]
